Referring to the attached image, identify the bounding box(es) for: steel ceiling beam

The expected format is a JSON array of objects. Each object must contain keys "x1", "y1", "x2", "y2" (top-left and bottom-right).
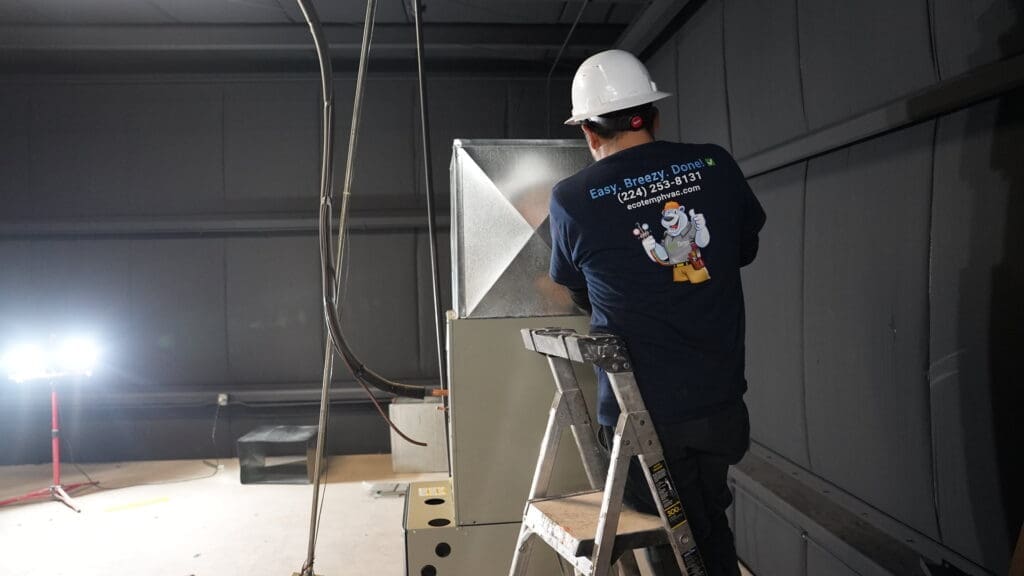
[
  {"x1": 0, "y1": 211, "x2": 453, "y2": 239},
  {"x1": 615, "y1": 0, "x2": 693, "y2": 55},
  {"x1": 0, "y1": 23, "x2": 623, "y2": 53}
]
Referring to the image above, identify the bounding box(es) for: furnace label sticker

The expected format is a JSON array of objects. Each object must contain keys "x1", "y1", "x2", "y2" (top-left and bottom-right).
[{"x1": 417, "y1": 486, "x2": 448, "y2": 497}]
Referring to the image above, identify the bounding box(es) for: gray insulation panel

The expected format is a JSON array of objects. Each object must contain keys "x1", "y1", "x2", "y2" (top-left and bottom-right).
[
  {"x1": 507, "y1": 79, "x2": 550, "y2": 139},
  {"x1": 723, "y1": 0, "x2": 807, "y2": 158},
  {"x1": 0, "y1": 241, "x2": 37, "y2": 333},
  {"x1": 0, "y1": 77, "x2": 577, "y2": 220},
  {"x1": 931, "y1": 0, "x2": 1024, "y2": 80},
  {"x1": 126, "y1": 238, "x2": 229, "y2": 385},
  {"x1": 429, "y1": 78, "x2": 510, "y2": 202},
  {"x1": 674, "y1": 0, "x2": 732, "y2": 150},
  {"x1": 797, "y1": 0, "x2": 937, "y2": 129},
  {"x1": 803, "y1": 122, "x2": 938, "y2": 539},
  {"x1": 416, "y1": 229, "x2": 453, "y2": 377},
  {"x1": 225, "y1": 236, "x2": 324, "y2": 384},
  {"x1": 503, "y1": 78, "x2": 582, "y2": 141},
  {"x1": 0, "y1": 88, "x2": 30, "y2": 213},
  {"x1": 928, "y1": 95, "x2": 1020, "y2": 570},
  {"x1": 224, "y1": 82, "x2": 319, "y2": 203},
  {"x1": 0, "y1": 231, "x2": 424, "y2": 390},
  {"x1": 733, "y1": 485, "x2": 806, "y2": 575},
  {"x1": 345, "y1": 77, "x2": 419, "y2": 210},
  {"x1": 806, "y1": 540, "x2": 861, "y2": 576},
  {"x1": 30, "y1": 84, "x2": 224, "y2": 218},
  {"x1": 741, "y1": 162, "x2": 809, "y2": 468},
  {"x1": 642, "y1": 1, "x2": 1023, "y2": 572},
  {"x1": 338, "y1": 231, "x2": 422, "y2": 378},
  {"x1": 645, "y1": 41, "x2": 681, "y2": 142},
  {"x1": 0, "y1": 78, "x2": 577, "y2": 399}
]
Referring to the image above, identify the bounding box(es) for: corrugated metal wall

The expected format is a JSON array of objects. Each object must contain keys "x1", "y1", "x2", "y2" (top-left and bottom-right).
[
  {"x1": 0, "y1": 73, "x2": 577, "y2": 465},
  {"x1": 645, "y1": 0, "x2": 1022, "y2": 574}
]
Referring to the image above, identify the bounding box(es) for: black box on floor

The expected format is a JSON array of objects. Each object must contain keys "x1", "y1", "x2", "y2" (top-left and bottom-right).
[{"x1": 237, "y1": 425, "x2": 326, "y2": 484}]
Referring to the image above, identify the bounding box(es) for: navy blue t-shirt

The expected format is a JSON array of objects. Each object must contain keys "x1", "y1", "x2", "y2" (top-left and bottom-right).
[{"x1": 549, "y1": 140, "x2": 766, "y2": 427}]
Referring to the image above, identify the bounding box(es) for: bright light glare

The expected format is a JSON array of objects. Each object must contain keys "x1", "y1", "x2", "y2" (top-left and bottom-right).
[
  {"x1": 57, "y1": 337, "x2": 99, "y2": 376},
  {"x1": 2, "y1": 344, "x2": 49, "y2": 382},
  {"x1": 1, "y1": 337, "x2": 100, "y2": 382}
]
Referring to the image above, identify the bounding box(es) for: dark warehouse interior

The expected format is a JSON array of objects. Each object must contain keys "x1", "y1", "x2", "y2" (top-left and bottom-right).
[{"x1": 0, "y1": 1, "x2": 1021, "y2": 575}]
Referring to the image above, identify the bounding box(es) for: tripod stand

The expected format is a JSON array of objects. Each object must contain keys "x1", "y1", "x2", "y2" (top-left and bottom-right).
[{"x1": 0, "y1": 382, "x2": 94, "y2": 512}]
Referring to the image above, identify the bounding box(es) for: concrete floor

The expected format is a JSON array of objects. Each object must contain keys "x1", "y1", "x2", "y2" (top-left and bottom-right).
[
  {"x1": 0, "y1": 455, "x2": 444, "y2": 576},
  {"x1": 0, "y1": 456, "x2": 753, "y2": 576}
]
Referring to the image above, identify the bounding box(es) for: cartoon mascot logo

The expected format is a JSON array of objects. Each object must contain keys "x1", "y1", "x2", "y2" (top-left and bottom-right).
[{"x1": 633, "y1": 201, "x2": 711, "y2": 283}]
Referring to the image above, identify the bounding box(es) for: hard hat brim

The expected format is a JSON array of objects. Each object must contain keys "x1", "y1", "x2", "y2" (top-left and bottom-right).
[{"x1": 564, "y1": 90, "x2": 671, "y2": 125}]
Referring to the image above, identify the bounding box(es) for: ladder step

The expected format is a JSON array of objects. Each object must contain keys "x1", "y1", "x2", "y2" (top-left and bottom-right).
[{"x1": 524, "y1": 490, "x2": 667, "y2": 559}]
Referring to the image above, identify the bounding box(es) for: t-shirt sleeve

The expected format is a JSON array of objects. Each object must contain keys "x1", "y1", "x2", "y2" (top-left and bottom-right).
[
  {"x1": 739, "y1": 175, "x2": 767, "y2": 267},
  {"x1": 715, "y1": 146, "x2": 766, "y2": 267},
  {"x1": 549, "y1": 188, "x2": 587, "y2": 290}
]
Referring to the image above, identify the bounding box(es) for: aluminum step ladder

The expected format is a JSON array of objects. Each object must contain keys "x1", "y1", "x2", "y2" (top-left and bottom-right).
[{"x1": 510, "y1": 328, "x2": 707, "y2": 576}]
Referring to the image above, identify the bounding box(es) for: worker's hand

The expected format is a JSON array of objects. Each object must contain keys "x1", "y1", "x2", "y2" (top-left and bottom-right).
[
  {"x1": 641, "y1": 235, "x2": 657, "y2": 252},
  {"x1": 689, "y1": 209, "x2": 706, "y2": 232}
]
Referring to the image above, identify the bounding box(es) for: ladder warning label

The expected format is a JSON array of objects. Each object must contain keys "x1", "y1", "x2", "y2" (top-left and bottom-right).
[
  {"x1": 417, "y1": 486, "x2": 448, "y2": 497},
  {"x1": 648, "y1": 460, "x2": 688, "y2": 529},
  {"x1": 683, "y1": 548, "x2": 707, "y2": 576}
]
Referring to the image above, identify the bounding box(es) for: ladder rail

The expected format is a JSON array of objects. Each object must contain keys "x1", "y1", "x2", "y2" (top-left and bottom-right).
[
  {"x1": 528, "y1": 389, "x2": 569, "y2": 501},
  {"x1": 513, "y1": 328, "x2": 707, "y2": 576},
  {"x1": 590, "y1": 415, "x2": 638, "y2": 576},
  {"x1": 609, "y1": 370, "x2": 705, "y2": 575},
  {"x1": 511, "y1": 388, "x2": 569, "y2": 576},
  {"x1": 547, "y1": 356, "x2": 609, "y2": 488}
]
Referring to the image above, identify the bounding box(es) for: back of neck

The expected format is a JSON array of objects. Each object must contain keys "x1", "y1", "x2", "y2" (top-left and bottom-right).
[{"x1": 595, "y1": 131, "x2": 655, "y2": 160}]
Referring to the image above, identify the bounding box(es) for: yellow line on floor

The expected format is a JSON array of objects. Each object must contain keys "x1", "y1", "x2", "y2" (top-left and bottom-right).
[{"x1": 104, "y1": 496, "x2": 169, "y2": 512}]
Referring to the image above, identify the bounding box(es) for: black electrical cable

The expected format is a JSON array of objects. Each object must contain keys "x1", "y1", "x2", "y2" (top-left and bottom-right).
[
  {"x1": 546, "y1": 0, "x2": 591, "y2": 136},
  {"x1": 62, "y1": 438, "x2": 99, "y2": 487},
  {"x1": 296, "y1": 1, "x2": 373, "y2": 571},
  {"x1": 296, "y1": 0, "x2": 433, "y2": 452},
  {"x1": 410, "y1": 0, "x2": 453, "y2": 477},
  {"x1": 60, "y1": 402, "x2": 222, "y2": 490},
  {"x1": 204, "y1": 402, "x2": 223, "y2": 472},
  {"x1": 295, "y1": 1, "x2": 443, "y2": 573},
  {"x1": 295, "y1": 0, "x2": 441, "y2": 400},
  {"x1": 411, "y1": 0, "x2": 448, "y2": 395},
  {"x1": 311, "y1": 400, "x2": 330, "y2": 552},
  {"x1": 301, "y1": 0, "x2": 433, "y2": 442}
]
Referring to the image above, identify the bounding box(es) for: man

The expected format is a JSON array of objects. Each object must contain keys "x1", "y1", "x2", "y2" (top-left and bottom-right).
[{"x1": 549, "y1": 49, "x2": 766, "y2": 576}]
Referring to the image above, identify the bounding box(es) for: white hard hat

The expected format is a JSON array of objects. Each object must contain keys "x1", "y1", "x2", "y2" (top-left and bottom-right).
[{"x1": 565, "y1": 49, "x2": 671, "y2": 125}]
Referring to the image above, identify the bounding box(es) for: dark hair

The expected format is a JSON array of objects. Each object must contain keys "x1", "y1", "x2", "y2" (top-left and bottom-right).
[{"x1": 583, "y1": 104, "x2": 658, "y2": 139}]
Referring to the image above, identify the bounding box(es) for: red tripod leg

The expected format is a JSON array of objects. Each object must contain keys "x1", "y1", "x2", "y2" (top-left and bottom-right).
[
  {"x1": 51, "y1": 386, "x2": 61, "y2": 487},
  {"x1": 51, "y1": 485, "x2": 81, "y2": 513},
  {"x1": 0, "y1": 386, "x2": 93, "y2": 512},
  {"x1": 0, "y1": 487, "x2": 52, "y2": 507}
]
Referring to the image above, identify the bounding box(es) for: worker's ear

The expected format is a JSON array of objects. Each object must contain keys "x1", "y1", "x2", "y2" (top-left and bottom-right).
[{"x1": 650, "y1": 108, "x2": 660, "y2": 138}]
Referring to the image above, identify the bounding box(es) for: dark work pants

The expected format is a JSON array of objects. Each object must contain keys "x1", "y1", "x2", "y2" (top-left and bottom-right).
[{"x1": 598, "y1": 399, "x2": 750, "y2": 576}]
